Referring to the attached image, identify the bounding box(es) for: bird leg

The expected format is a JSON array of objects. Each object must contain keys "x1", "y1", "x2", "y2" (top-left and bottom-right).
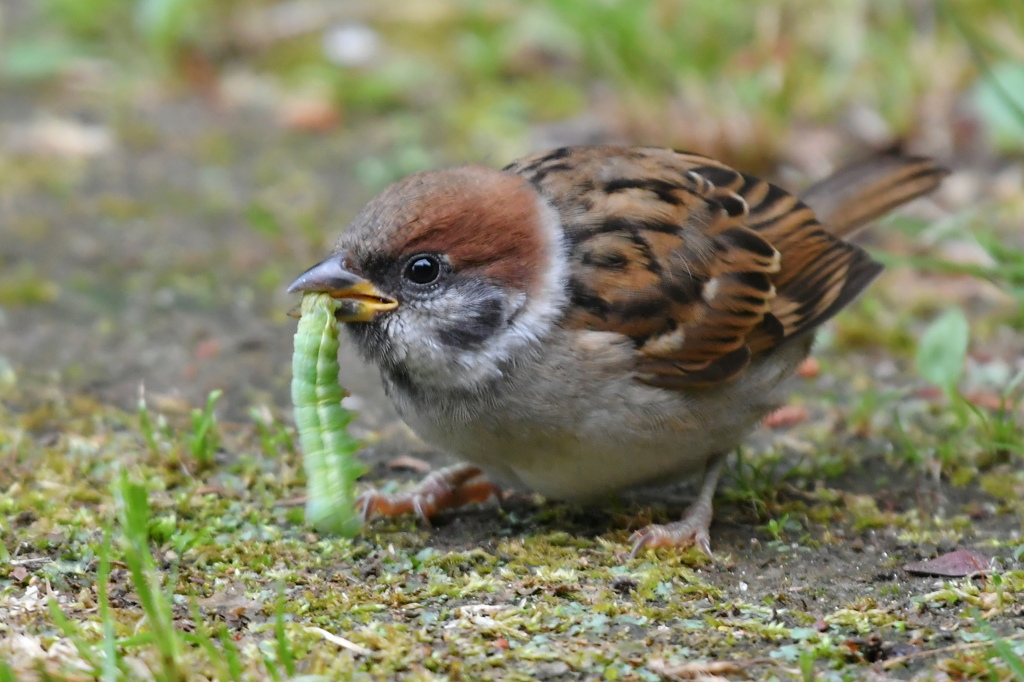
[
  {"x1": 629, "y1": 452, "x2": 726, "y2": 559},
  {"x1": 357, "y1": 463, "x2": 502, "y2": 526}
]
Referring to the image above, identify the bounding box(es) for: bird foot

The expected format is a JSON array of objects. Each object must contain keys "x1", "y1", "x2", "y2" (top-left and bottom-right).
[
  {"x1": 629, "y1": 509, "x2": 714, "y2": 560},
  {"x1": 628, "y1": 452, "x2": 725, "y2": 560},
  {"x1": 357, "y1": 463, "x2": 502, "y2": 526}
]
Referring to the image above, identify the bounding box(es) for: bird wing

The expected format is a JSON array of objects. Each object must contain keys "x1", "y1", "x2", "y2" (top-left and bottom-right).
[{"x1": 506, "y1": 146, "x2": 945, "y2": 387}]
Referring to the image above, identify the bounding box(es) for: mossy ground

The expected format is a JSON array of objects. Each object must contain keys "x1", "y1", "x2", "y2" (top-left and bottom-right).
[{"x1": 2, "y1": 1, "x2": 1024, "y2": 679}]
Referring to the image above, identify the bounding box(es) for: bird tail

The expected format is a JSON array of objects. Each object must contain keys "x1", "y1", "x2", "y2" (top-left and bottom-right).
[{"x1": 799, "y1": 153, "x2": 949, "y2": 239}]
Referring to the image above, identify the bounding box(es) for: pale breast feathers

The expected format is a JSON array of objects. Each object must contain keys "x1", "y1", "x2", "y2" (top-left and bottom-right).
[{"x1": 504, "y1": 146, "x2": 886, "y2": 388}]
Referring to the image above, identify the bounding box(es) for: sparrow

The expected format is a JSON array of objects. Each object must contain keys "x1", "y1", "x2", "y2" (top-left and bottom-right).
[{"x1": 288, "y1": 146, "x2": 947, "y2": 557}]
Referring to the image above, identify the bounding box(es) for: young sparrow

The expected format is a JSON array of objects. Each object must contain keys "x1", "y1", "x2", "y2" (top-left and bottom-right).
[{"x1": 288, "y1": 146, "x2": 946, "y2": 557}]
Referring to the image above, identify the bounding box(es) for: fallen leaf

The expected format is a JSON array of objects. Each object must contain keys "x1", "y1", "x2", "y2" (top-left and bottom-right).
[
  {"x1": 963, "y1": 390, "x2": 1009, "y2": 412},
  {"x1": 279, "y1": 96, "x2": 342, "y2": 132},
  {"x1": 648, "y1": 658, "x2": 748, "y2": 681},
  {"x1": 797, "y1": 357, "x2": 820, "y2": 379},
  {"x1": 177, "y1": 48, "x2": 221, "y2": 103},
  {"x1": 193, "y1": 338, "x2": 222, "y2": 361},
  {"x1": 913, "y1": 386, "x2": 945, "y2": 401},
  {"x1": 904, "y1": 549, "x2": 991, "y2": 577},
  {"x1": 763, "y1": 405, "x2": 810, "y2": 429}
]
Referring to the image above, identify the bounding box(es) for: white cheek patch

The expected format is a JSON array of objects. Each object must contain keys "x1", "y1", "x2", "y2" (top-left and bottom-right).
[{"x1": 522, "y1": 198, "x2": 571, "y2": 331}]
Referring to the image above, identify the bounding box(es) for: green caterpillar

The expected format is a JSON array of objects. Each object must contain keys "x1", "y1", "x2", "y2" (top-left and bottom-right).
[{"x1": 291, "y1": 293, "x2": 367, "y2": 537}]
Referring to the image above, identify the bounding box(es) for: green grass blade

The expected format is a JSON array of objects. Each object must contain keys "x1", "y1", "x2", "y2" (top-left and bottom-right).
[
  {"x1": 47, "y1": 598, "x2": 100, "y2": 673},
  {"x1": 96, "y1": 526, "x2": 121, "y2": 682},
  {"x1": 114, "y1": 471, "x2": 182, "y2": 681},
  {"x1": 217, "y1": 626, "x2": 245, "y2": 681},
  {"x1": 275, "y1": 586, "x2": 296, "y2": 677}
]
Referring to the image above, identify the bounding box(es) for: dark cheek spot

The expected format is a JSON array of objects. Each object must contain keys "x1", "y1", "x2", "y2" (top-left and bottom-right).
[
  {"x1": 343, "y1": 320, "x2": 388, "y2": 364},
  {"x1": 436, "y1": 295, "x2": 505, "y2": 350}
]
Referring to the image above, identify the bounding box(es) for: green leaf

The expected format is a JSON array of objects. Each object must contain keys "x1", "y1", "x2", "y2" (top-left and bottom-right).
[
  {"x1": 135, "y1": 0, "x2": 199, "y2": 58},
  {"x1": 915, "y1": 307, "x2": 970, "y2": 394},
  {"x1": 972, "y1": 61, "x2": 1024, "y2": 152},
  {"x1": 1, "y1": 40, "x2": 83, "y2": 80}
]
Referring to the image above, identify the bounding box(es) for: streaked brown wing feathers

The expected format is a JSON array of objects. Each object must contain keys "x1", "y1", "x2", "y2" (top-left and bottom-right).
[
  {"x1": 505, "y1": 146, "x2": 933, "y2": 388},
  {"x1": 508, "y1": 147, "x2": 786, "y2": 386},
  {"x1": 682, "y1": 160, "x2": 884, "y2": 347}
]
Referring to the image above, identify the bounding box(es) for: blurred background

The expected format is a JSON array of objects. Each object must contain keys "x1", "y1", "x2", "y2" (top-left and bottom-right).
[{"x1": 0, "y1": 0, "x2": 1022, "y2": 422}]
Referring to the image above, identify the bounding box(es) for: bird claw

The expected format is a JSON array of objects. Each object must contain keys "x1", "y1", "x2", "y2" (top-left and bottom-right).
[
  {"x1": 628, "y1": 516, "x2": 715, "y2": 561},
  {"x1": 357, "y1": 464, "x2": 502, "y2": 525},
  {"x1": 629, "y1": 451, "x2": 724, "y2": 561}
]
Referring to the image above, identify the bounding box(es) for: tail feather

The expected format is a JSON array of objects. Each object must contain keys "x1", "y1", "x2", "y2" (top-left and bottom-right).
[{"x1": 799, "y1": 154, "x2": 949, "y2": 238}]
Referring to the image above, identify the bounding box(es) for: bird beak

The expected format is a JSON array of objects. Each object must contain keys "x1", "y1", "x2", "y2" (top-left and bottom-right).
[{"x1": 287, "y1": 253, "x2": 398, "y2": 322}]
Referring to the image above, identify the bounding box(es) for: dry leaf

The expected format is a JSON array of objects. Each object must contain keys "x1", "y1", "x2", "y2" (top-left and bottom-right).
[
  {"x1": 648, "y1": 658, "x2": 750, "y2": 680},
  {"x1": 763, "y1": 405, "x2": 810, "y2": 429},
  {"x1": 904, "y1": 549, "x2": 991, "y2": 577},
  {"x1": 796, "y1": 357, "x2": 820, "y2": 379},
  {"x1": 279, "y1": 96, "x2": 342, "y2": 132}
]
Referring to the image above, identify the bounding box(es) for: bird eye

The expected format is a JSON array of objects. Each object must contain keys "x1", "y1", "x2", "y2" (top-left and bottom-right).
[{"x1": 403, "y1": 254, "x2": 442, "y2": 285}]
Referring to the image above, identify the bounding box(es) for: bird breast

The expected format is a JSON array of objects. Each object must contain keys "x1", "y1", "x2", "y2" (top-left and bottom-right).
[{"x1": 381, "y1": 328, "x2": 812, "y2": 500}]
